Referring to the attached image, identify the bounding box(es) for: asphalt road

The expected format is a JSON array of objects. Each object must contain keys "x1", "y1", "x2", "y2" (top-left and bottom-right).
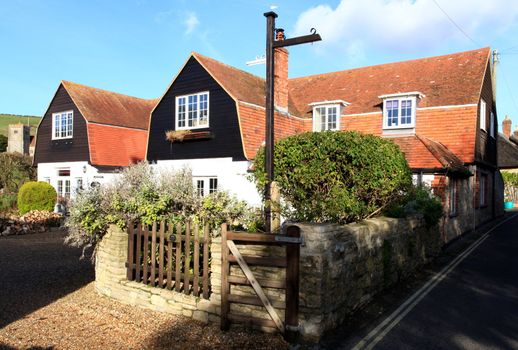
[
  {"x1": 0, "y1": 230, "x2": 94, "y2": 328},
  {"x1": 330, "y1": 212, "x2": 518, "y2": 350}
]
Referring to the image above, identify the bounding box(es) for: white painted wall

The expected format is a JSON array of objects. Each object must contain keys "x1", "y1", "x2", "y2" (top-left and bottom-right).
[
  {"x1": 37, "y1": 157, "x2": 263, "y2": 206},
  {"x1": 412, "y1": 173, "x2": 434, "y2": 187},
  {"x1": 154, "y1": 157, "x2": 262, "y2": 206},
  {"x1": 37, "y1": 161, "x2": 119, "y2": 198}
]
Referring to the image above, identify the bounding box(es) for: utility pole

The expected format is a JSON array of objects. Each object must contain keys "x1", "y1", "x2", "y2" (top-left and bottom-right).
[{"x1": 263, "y1": 11, "x2": 321, "y2": 233}]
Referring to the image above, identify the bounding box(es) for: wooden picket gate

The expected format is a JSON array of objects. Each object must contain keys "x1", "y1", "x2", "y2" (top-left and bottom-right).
[
  {"x1": 126, "y1": 220, "x2": 211, "y2": 299},
  {"x1": 220, "y1": 224, "x2": 301, "y2": 342}
]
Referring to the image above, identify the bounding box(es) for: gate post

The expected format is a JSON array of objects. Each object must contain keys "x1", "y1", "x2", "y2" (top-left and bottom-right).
[
  {"x1": 285, "y1": 225, "x2": 301, "y2": 342},
  {"x1": 220, "y1": 223, "x2": 230, "y2": 330}
]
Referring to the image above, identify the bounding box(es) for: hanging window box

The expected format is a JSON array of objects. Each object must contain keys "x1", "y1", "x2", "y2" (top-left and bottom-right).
[{"x1": 165, "y1": 130, "x2": 212, "y2": 143}]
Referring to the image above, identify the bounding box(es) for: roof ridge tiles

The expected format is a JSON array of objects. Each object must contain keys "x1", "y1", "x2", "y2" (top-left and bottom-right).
[{"x1": 288, "y1": 47, "x2": 490, "y2": 82}]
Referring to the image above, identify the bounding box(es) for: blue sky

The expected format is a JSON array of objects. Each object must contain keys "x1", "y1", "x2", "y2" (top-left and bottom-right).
[{"x1": 1, "y1": 0, "x2": 518, "y2": 130}]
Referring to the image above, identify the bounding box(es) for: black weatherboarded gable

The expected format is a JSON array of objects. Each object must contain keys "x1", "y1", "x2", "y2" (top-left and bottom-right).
[
  {"x1": 147, "y1": 57, "x2": 245, "y2": 162},
  {"x1": 34, "y1": 85, "x2": 89, "y2": 165}
]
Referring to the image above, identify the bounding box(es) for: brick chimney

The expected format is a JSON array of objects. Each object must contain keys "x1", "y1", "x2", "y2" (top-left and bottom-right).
[
  {"x1": 503, "y1": 115, "x2": 512, "y2": 138},
  {"x1": 274, "y1": 28, "x2": 289, "y2": 113}
]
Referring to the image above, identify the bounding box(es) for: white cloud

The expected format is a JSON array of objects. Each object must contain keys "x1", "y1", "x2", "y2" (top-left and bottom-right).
[
  {"x1": 293, "y1": 0, "x2": 518, "y2": 56},
  {"x1": 184, "y1": 12, "x2": 200, "y2": 35}
]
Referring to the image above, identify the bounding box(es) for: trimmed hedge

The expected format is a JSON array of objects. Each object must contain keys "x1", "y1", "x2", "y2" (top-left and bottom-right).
[
  {"x1": 17, "y1": 181, "x2": 57, "y2": 215},
  {"x1": 252, "y1": 131, "x2": 412, "y2": 223}
]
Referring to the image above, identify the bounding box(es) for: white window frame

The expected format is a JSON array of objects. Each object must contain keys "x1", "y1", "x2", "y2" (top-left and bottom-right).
[
  {"x1": 312, "y1": 104, "x2": 341, "y2": 132},
  {"x1": 75, "y1": 177, "x2": 84, "y2": 194},
  {"x1": 57, "y1": 179, "x2": 71, "y2": 199},
  {"x1": 381, "y1": 96, "x2": 417, "y2": 130},
  {"x1": 489, "y1": 111, "x2": 495, "y2": 138},
  {"x1": 194, "y1": 176, "x2": 218, "y2": 197},
  {"x1": 479, "y1": 99, "x2": 487, "y2": 131},
  {"x1": 56, "y1": 167, "x2": 71, "y2": 199},
  {"x1": 175, "y1": 91, "x2": 210, "y2": 130},
  {"x1": 52, "y1": 110, "x2": 73, "y2": 140},
  {"x1": 449, "y1": 178, "x2": 458, "y2": 216},
  {"x1": 309, "y1": 100, "x2": 349, "y2": 132}
]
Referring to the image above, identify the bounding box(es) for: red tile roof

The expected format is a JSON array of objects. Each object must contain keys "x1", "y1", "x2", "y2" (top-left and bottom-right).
[
  {"x1": 193, "y1": 53, "x2": 302, "y2": 115},
  {"x1": 60, "y1": 81, "x2": 157, "y2": 167},
  {"x1": 391, "y1": 135, "x2": 468, "y2": 174},
  {"x1": 289, "y1": 48, "x2": 490, "y2": 116},
  {"x1": 189, "y1": 48, "x2": 490, "y2": 169},
  {"x1": 87, "y1": 123, "x2": 148, "y2": 167},
  {"x1": 62, "y1": 80, "x2": 157, "y2": 130}
]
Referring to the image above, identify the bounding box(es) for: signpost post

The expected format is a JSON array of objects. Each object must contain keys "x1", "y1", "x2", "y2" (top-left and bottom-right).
[{"x1": 263, "y1": 11, "x2": 321, "y2": 233}]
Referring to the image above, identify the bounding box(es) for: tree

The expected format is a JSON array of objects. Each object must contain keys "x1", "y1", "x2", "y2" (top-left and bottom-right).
[{"x1": 0, "y1": 134, "x2": 7, "y2": 152}]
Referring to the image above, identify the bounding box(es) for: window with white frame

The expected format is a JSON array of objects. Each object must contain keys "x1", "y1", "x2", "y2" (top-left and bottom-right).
[
  {"x1": 479, "y1": 99, "x2": 487, "y2": 130},
  {"x1": 56, "y1": 168, "x2": 71, "y2": 198},
  {"x1": 313, "y1": 105, "x2": 339, "y2": 131},
  {"x1": 490, "y1": 111, "x2": 496, "y2": 138},
  {"x1": 57, "y1": 179, "x2": 71, "y2": 198},
  {"x1": 52, "y1": 111, "x2": 73, "y2": 139},
  {"x1": 195, "y1": 177, "x2": 218, "y2": 196},
  {"x1": 176, "y1": 92, "x2": 209, "y2": 130},
  {"x1": 309, "y1": 100, "x2": 349, "y2": 132},
  {"x1": 449, "y1": 178, "x2": 458, "y2": 216},
  {"x1": 75, "y1": 178, "x2": 84, "y2": 194},
  {"x1": 380, "y1": 93, "x2": 420, "y2": 130}
]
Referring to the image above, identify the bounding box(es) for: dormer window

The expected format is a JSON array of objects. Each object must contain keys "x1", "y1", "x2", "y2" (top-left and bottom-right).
[
  {"x1": 52, "y1": 110, "x2": 73, "y2": 140},
  {"x1": 309, "y1": 100, "x2": 350, "y2": 132},
  {"x1": 379, "y1": 92, "x2": 423, "y2": 132},
  {"x1": 176, "y1": 91, "x2": 209, "y2": 130}
]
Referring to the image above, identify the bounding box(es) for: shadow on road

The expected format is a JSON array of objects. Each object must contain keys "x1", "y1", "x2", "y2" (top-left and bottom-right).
[{"x1": 0, "y1": 230, "x2": 94, "y2": 328}]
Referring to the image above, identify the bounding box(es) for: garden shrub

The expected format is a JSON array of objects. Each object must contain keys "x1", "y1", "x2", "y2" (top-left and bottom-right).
[
  {"x1": 0, "y1": 153, "x2": 36, "y2": 193},
  {"x1": 252, "y1": 131, "x2": 412, "y2": 223},
  {"x1": 0, "y1": 134, "x2": 7, "y2": 152},
  {"x1": 0, "y1": 193, "x2": 17, "y2": 212},
  {"x1": 17, "y1": 181, "x2": 57, "y2": 215},
  {"x1": 65, "y1": 162, "x2": 260, "y2": 256},
  {"x1": 385, "y1": 186, "x2": 444, "y2": 227},
  {"x1": 502, "y1": 171, "x2": 518, "y2": 202}
]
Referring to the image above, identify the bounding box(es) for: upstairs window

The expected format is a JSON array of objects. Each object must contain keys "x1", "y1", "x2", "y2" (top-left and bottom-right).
[
  {"x1": 52, "y1": 111, "x2": 73, "y2": 139},
  {"x1": 313, "y1": 105, "x2": 339, "y2": 131},
  {"x1": 310, "y1": 100, "x2": 349, "y2": 132},
  {"x1": 176, "y1": 92, "x2": 209, "y2": 130},
  {"x1": 380, "y1": 92, "x2": 422, "y2": 130},
  {"x1": 479, "y1": 99, "x2": 487, "y2": 130}
]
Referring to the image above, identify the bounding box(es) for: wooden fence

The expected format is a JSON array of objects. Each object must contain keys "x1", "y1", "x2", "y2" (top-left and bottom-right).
[
  {"x1": 220, "y1": 224, "x2": 301, "y2": 342},
  {"x1": 126, "y1": 220, "x2": 211, "y2": 299}
]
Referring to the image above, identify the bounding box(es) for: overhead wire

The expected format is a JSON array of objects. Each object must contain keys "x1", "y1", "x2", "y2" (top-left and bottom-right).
[
  {"x1": 432, "y1": 0, "x2": 481, "y2": 47},
  {"x1": 431, "y1": 0, "x2": 518, "y2": 120}
]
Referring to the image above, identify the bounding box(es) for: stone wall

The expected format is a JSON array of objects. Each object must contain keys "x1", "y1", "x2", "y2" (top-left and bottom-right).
[
  {"x1": 96, "y1": 217, "x2": 440, "y2": 342},
  {"x1": 95, "y1": 225, "x2": 221, "y2": 324},
  {"x1": 296, "y1": 216, "x2": 441, "y2": 341}
]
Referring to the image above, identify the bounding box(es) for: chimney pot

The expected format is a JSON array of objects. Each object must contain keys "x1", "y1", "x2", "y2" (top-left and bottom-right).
[
  {"x1": 275, "y1": 28, "x2": 285, "y2": 41},
  {"x1": 503, "y1": 115, "x2": 512, "y2": 138}
]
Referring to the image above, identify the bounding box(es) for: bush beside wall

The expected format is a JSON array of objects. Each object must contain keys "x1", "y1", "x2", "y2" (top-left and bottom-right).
[{"x1": 17, "y1": 181, "x2": 57, "y2": 215}]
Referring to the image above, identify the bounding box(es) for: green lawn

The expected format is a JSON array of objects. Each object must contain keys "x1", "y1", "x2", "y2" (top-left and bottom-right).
[{"x1": 0, "y1": 114, "x2": 41, "y2": 136}]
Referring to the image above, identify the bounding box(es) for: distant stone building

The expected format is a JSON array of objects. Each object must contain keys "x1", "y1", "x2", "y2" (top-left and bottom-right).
[{"x1": 7, "y1": 124, "x2": 31, "y2": 155}]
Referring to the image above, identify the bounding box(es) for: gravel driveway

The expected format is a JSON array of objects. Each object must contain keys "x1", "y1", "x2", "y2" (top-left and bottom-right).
[{"x1": 0, "y1": 230, "x2": 287, "y2": 349}]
